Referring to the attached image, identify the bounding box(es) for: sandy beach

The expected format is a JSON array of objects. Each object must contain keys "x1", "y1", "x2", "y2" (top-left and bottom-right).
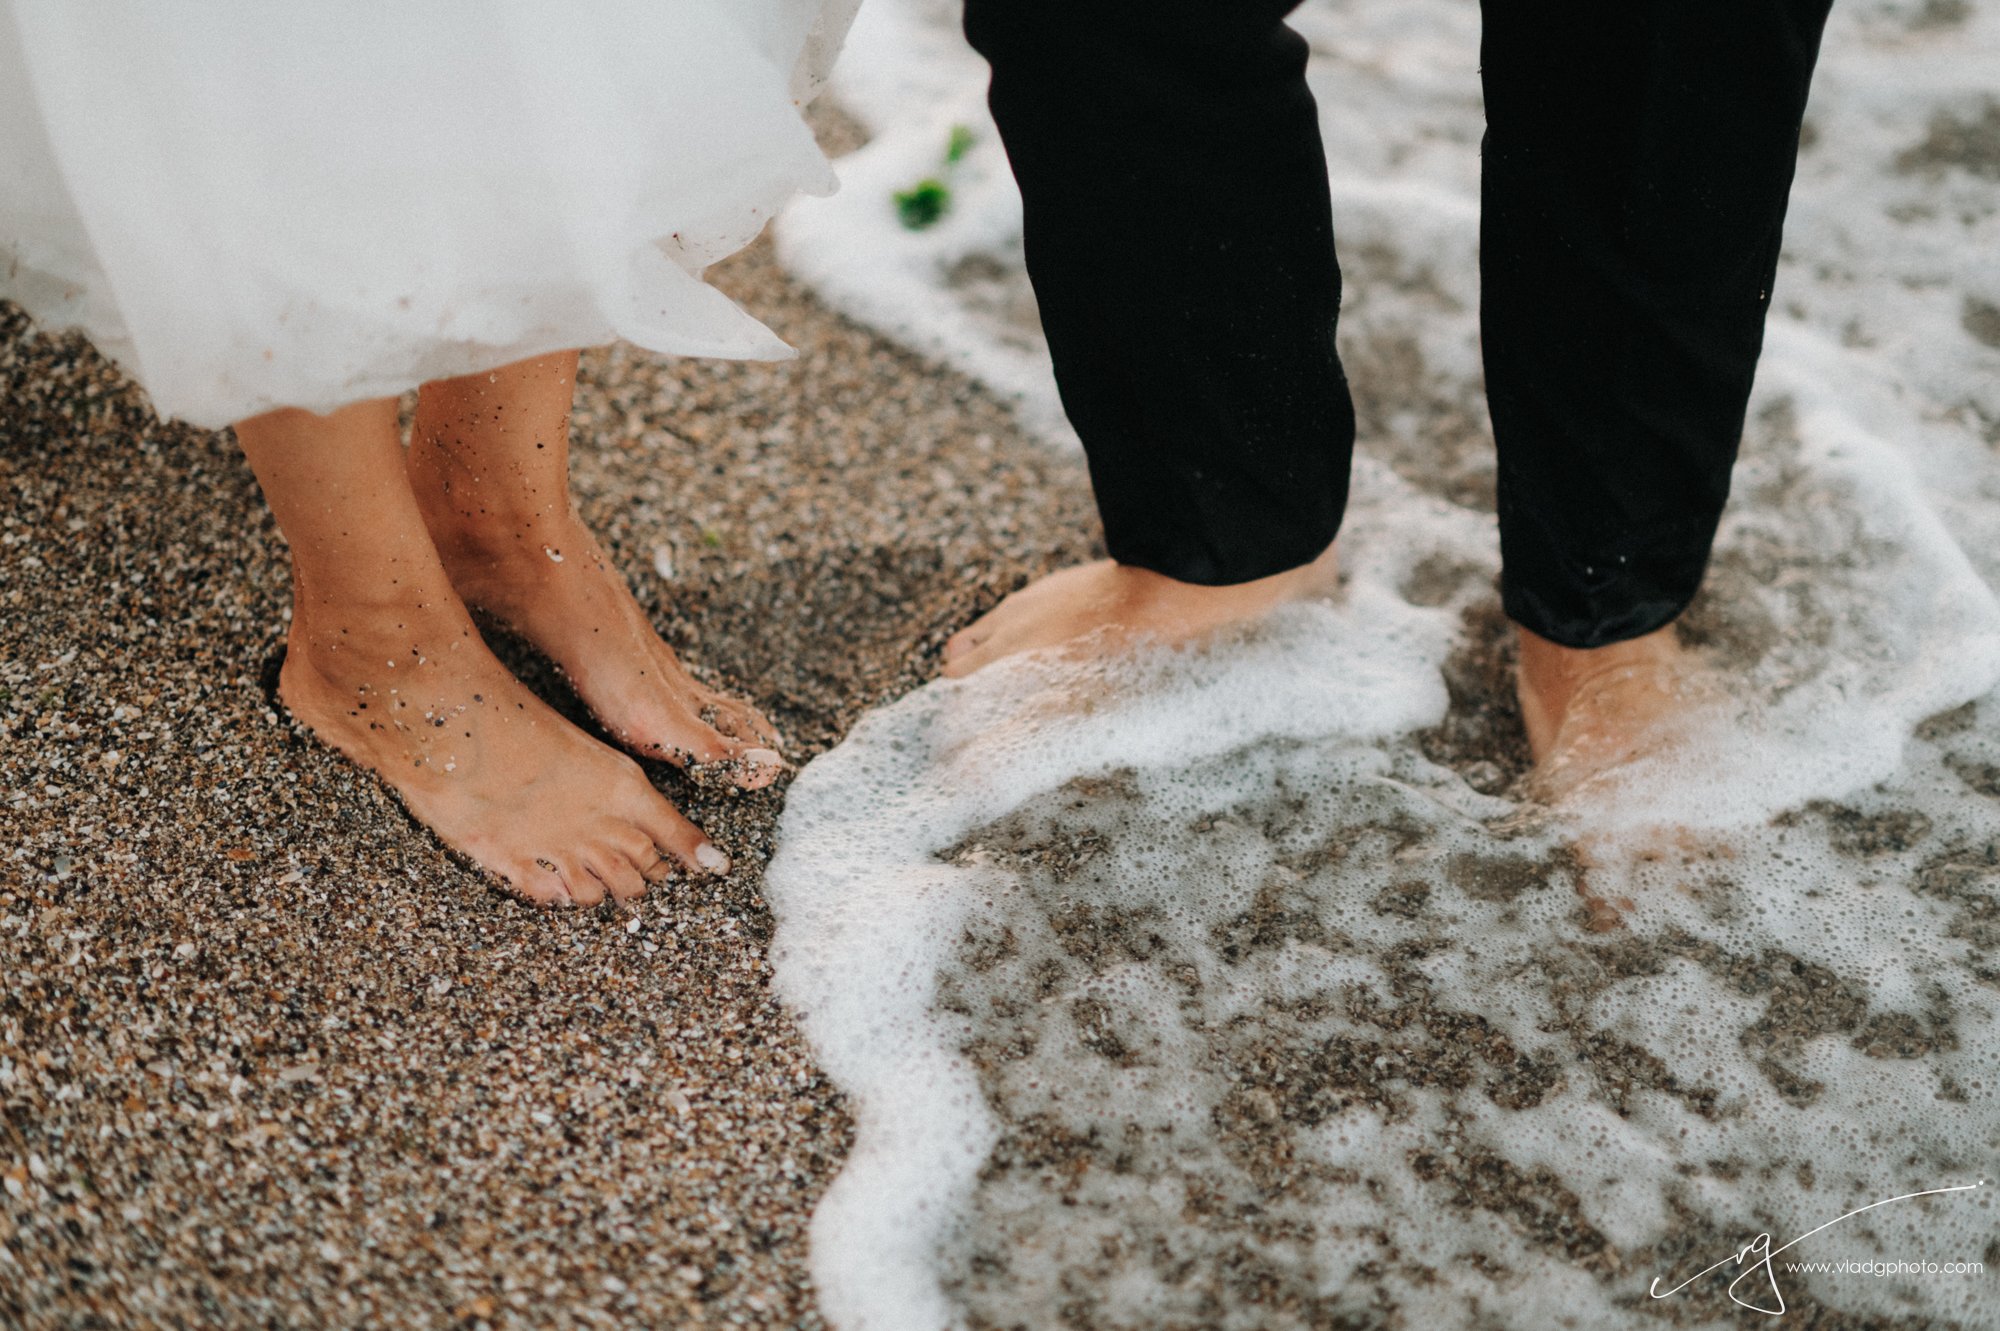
[
  {"x1": 11, "y1": 2, "x2": 2000, "y2": 1323},
  {"x1": 0, "y1": 179, "x2": 1101, "y2": 1325}
]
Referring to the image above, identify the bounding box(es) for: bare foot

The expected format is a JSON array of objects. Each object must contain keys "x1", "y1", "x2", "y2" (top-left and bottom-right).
[
  {"x1": 1516, "y1": 623, "x2": 1714, "y2": 928},
  {"x1": 415, "y1": 499, "x2": 782, "y2": 788},
  {"x1": 1515, "y1": 623, "x2": 1698, "y2": 785},
  {"x1": 941, "y1": 547, "x2": 1341, "y2": 677},
  {"x1": 404, "y1": 351, "x2": 779, "y2": 787},
  {"x1": 279, "y1": 601, "x2": 728, "y2": 906}
]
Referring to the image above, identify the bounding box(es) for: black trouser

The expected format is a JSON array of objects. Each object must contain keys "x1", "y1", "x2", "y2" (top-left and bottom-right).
[{"x1": 963, "y1": 0, "x2": 1833, "y2": 649}]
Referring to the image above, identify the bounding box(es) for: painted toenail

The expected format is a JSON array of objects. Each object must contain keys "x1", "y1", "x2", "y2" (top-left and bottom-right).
[{"x1": 695, "y1": 843, "x2": 730, "y2": 874}]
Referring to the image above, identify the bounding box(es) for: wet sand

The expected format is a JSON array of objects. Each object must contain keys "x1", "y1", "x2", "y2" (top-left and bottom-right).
[{"x1": 0, "y1": 212, "x2": 1100, "y2": 1326}]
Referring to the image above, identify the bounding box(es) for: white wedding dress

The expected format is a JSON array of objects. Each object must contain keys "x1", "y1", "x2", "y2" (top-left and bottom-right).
[{"x1": 0, "y1": 0, "x2": 859, "y2": 427}]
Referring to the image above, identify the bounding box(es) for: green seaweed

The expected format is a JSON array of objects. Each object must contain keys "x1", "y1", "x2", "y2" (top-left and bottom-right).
[
  {"x1": 892, "y1": 125, "x2": 977, "y2": 231},
  {"x1": 945, "y1": 124, "x2": 976, "y2": 165},
  {"x1": 894, "y1": 179, "x2": 951, "y2": 230}
]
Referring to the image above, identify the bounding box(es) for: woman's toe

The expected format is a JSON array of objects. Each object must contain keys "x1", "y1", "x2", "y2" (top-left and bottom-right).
[
  {"x1": 945, "y1": 599, "x2": 1019, "y2": 670},
  {"x1": 630, "y1": 793, "x2": 725, "y2": 877},
  {"x1": 665, "y1": 705, "x2": 783, "y2": 789},
  {"x1": 587, "y1": 853, "x2": 648, "y2": 907},
  {"x1": 612, "y1": 828, "x2": 667, "y2": 885},
  {"x1": 627, "y1": 705, "x2": 738, "y2": 770},
  {"x1": 733, "y1": 747, "x2": 785, "y2": 790},
  {"x1": 636, "y1": 847, "x2": 677, "y2": 885},
  {"x1": 509, "y1": 863, "x2": 572, "y2": 906},
  {"x1": 564, "y1": 858, "x2": 608, "y2": 907},
  {"x1": 708, "y1": 694, "x2": 782, "y2": 751}
]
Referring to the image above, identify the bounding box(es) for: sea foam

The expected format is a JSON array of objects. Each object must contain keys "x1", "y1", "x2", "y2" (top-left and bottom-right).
[{"x1": 770, "y1": 1, "x2": 2000, "y2": 1326}]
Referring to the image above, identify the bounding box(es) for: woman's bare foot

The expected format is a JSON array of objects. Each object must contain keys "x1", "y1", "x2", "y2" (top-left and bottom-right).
[
  {"x1": 406, "y1": 353, "x2": 781, "y2": 787},
  {"x1": 421, "y1": 510, "x2": 783, "y2": 786},
  {"x1": 233, "y1": 396, "x2": 727, "y2": 907},
  {"x1": 941, "y1": 546, "x2": 1340, "y2": 677},
  {"x1": 280, "y1": 602, "x2": 727, "y2": 906}
]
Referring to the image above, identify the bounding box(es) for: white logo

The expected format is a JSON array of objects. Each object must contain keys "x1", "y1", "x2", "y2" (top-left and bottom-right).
[{"x1": 1648, "y1": 1181, "x2": 1986, "y2": 1316}]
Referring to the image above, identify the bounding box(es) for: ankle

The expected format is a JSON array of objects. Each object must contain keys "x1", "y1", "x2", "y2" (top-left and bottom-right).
[
  {"x1": 1514, "y1": 623, "x2": 1682, "y2": 760},
  {"x1": 408, "y1": 440, "x2": 571, "y2": 536},
  {"x1": 420, "y1": 491, "x2": 582, "y2": 569},
  {"x1": 285, "y1": 595, "x2": 479, "y2": 685},
  {"x1": 1115, "y1": 546, "x2": 1334, "y2": 607},
  {"x1": 1518, "y1": 623, "x2": 1678, "y2": 686}
]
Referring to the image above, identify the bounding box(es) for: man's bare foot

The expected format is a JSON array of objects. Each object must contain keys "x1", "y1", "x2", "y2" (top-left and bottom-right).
[
  {"x1": 1516, "y1": 623, "x2": 1712, "y2": 929},
  {"x1": 941, "y1": 547, "x2": 1340, "y2": 678},
  {"x1": 280, "y1": 601, "x2": 728, "y2": 906},
  {"x1": 1515, "y1": 623, "x2": 1697, "y2": 787},
  {"x1": 414, "y1": 499, "x2": 782, "y2": 788}
]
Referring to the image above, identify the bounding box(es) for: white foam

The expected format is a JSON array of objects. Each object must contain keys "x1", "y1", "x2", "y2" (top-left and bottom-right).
[
  {"x1": 770, "y1": 1, "x2": 2000, "y2": 1326},
  {"x1": 769, "y1": 590, "x2": 1453, "y2": 1330}
]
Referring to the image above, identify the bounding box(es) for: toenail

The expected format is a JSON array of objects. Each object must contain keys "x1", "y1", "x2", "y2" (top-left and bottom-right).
[
  {"x1": 695, "y1": 843, "x2": 730, "y2": 874},
  {"x1": 744, "y1": 747, "x2": 782, "y2": 769}
]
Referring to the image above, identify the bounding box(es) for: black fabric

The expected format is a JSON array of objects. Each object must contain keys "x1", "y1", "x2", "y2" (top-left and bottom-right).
[
  {"x1": 964, "y1": 0, "x2": 1352, "y2": 586},
  {"x1": 964, "y1": 0, "x2": 1833, "y2": 648}
]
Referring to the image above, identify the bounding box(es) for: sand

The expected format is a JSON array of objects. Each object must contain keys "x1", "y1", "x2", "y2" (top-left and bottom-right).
[{"x1": 0, "y1": 159, "x2": 1103, "y2": 1326}]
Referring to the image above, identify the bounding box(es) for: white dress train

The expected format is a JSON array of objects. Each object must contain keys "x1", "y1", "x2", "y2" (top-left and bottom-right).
[{"x1": 0, "y1": 0, "x2": 859, "y2": 427}]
